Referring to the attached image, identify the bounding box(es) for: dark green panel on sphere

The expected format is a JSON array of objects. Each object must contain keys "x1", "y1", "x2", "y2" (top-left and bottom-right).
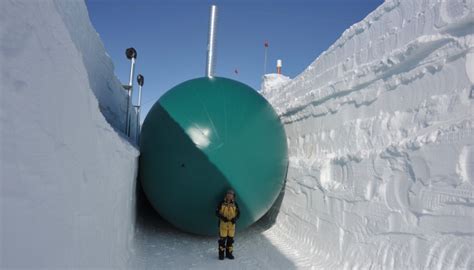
[{"x1": 139, "y1": 77, "x2": 288, "y2": 236}]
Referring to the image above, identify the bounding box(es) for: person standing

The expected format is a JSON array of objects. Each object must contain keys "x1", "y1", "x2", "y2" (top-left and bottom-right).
[{"x1": 215, "y1": 189, "x2": 240, "y2": 260}]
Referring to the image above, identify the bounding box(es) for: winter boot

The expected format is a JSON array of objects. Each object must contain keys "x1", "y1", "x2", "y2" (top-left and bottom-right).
[
  {"x1": 218, "y1": 238, "x2": 226, "y2": 260},
  {"x1": 226, "y1": 236, "x2": 235, "y2": 259}
]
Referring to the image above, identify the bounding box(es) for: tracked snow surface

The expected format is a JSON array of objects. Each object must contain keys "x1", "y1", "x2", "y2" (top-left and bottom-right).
[
  {"x1": 263, "y1": 0, "x2": 474, "y2": 269},
  {"x1": 1, "y1": 0, "x2": 473, "y2": 269}
]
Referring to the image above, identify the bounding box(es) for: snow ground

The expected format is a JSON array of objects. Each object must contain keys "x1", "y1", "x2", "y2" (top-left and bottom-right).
[
  {"x1": 1, "y1": 0, "x2": 473, "y2": 269},
  {"x1": 129, "y1": 185, "x2": 296, "y2": 269}
]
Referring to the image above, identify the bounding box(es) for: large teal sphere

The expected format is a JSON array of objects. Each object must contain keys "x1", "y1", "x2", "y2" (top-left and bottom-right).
[{"x1": 139, "y1": 77, "x2": 288, "y2": 235}]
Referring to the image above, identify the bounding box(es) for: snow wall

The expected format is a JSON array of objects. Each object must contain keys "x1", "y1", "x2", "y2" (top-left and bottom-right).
[
  {"x1": 263, "y1": 0, "x2": 474, "y2": 269},
  {"x1": 1, "y1": 0, "x2": 473, "y2": 269},
  {"x1": 1, "y1": 0, "x2": 139, "y2": 268}
]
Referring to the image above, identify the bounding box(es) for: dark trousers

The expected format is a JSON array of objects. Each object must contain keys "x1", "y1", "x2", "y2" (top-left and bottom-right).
[{"x1": 218, "y1": 236, "x2": 234, "y2": 254}]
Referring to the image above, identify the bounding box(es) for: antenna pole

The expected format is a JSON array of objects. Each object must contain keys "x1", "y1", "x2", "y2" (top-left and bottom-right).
[
  {"x1": 263, "y1": 41, "x2": 269, "y2": 75},
  {"x1": 124, "y1": 47, "x2": 137, "y2": 137},
  {"x1": 205, "y1": 5, "x2": 218, "y2": 78},
  {"x1": 135, "y1": 74, "x2": 144, "y2": 143}
]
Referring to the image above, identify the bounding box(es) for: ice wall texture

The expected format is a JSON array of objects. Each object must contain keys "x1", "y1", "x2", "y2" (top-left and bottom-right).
[
  {"x1": 0, "y1": 0, "x2": 138, "y2": 268},
  {"x1": 260, "y1": 73, "x2": 291, "y2": 95},
  {"x1": 52, "y1": 0, "x2": 139, "y2": 134},
  {"x1": 264, "y1": 0, "x2": 474, "y2": 269}
]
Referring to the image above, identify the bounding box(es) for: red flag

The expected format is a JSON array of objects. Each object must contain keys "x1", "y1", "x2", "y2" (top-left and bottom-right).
[{"x1": 264, "y1": 40, "x2": 269, "y2": 48}]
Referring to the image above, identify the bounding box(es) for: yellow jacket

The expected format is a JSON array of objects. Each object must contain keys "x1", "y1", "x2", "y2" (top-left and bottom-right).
[{"x1": 216, "y1": 200, "x2": 240, "y2": 224}]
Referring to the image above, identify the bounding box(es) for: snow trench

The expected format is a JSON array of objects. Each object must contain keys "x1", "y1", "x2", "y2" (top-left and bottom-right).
[{"x1": 1, "y1": 0, "x2": 473, "y2": 269}]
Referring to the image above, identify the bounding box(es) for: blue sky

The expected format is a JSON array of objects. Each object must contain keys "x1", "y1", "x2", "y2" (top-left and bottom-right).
[{"x1": 85, "y1": 0, "x2": 383, "y2": 121}]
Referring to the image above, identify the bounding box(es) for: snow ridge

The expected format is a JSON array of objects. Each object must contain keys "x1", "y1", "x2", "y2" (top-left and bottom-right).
[
  {"x1": 264, "y1": 0, "x2": 474, "y2": 269},
  {"x1": 53, "y1": 0, "x2": 138, "y2": 133}
]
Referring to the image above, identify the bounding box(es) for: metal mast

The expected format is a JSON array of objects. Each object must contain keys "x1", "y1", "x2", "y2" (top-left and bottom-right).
[
  {"x1": 205, "y1": 5, "x2": 218, "y2": 78},
  {"x1": 124, "y1": 47, "x2": 137, "y2": 136}
]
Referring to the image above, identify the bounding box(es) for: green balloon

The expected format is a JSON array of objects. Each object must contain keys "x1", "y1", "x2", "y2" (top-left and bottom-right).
[{"x1": 139, "y1": 77, "x2": 288, "y2": 235}]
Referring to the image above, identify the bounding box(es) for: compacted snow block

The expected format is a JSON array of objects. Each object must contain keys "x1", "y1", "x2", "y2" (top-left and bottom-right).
[{"x1": 140, "y1": 77, "x2": 288, "y2": 235}]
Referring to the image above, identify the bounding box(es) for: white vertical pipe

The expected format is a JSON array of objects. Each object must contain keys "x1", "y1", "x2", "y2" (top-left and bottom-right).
[
  {"x1": 135, "y1": 74, "x2": 144, "y2": 144},
  {"x1": 126, "y1": 58, "x2": 136, "y2": 136},
  {"x1": 136, "y1": 84, "x2": 142, "y2": 143},
  {"x1": 264, "y1": 46, "x2": 268, "y2": 75},
  {"x1": 128, "y1": 58, "x2": 136, "y2": 88},
  {"x1": 137, "y1": 84, "x2": 142, "y2": 108},
  {"x1": 135, "y1": 106, "x2": 140, "y2": 144},
  {"x1": 277, "y1": 59, "x2": 282, "y2": 74},
  {"x1": 206, "y1": 5, "x2": 218, "y2": 78}
]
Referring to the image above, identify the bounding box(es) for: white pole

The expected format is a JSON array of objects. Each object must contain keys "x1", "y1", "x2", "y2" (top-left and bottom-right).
[
  {"x1": 137, "y1": 84, "x2": 143, "y2": 108},
  {"x1": 206, "y1": 5, "x2": 218, "y2": 78},
  {"x1": 134, "y1": 106, "x2": 140, "y2": 143},
  {"x1": 127, "y1": 58, "x2": 136, "y2": 136},
  {"x1": 125, "y1": 48, "x2": 137, "y2": 137},
  {"x1": 136, "y1": 85, "x2": 142, "y2": 141},
  {"x1": 264, "y1": 46, "x2": 268, "y2": 75},
  {"x1": 136, "y1": 74, "x2": 144, "y2": 144},
  {"x1": 277, "y1": 59, "x2": 282, "y2": 74}
]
